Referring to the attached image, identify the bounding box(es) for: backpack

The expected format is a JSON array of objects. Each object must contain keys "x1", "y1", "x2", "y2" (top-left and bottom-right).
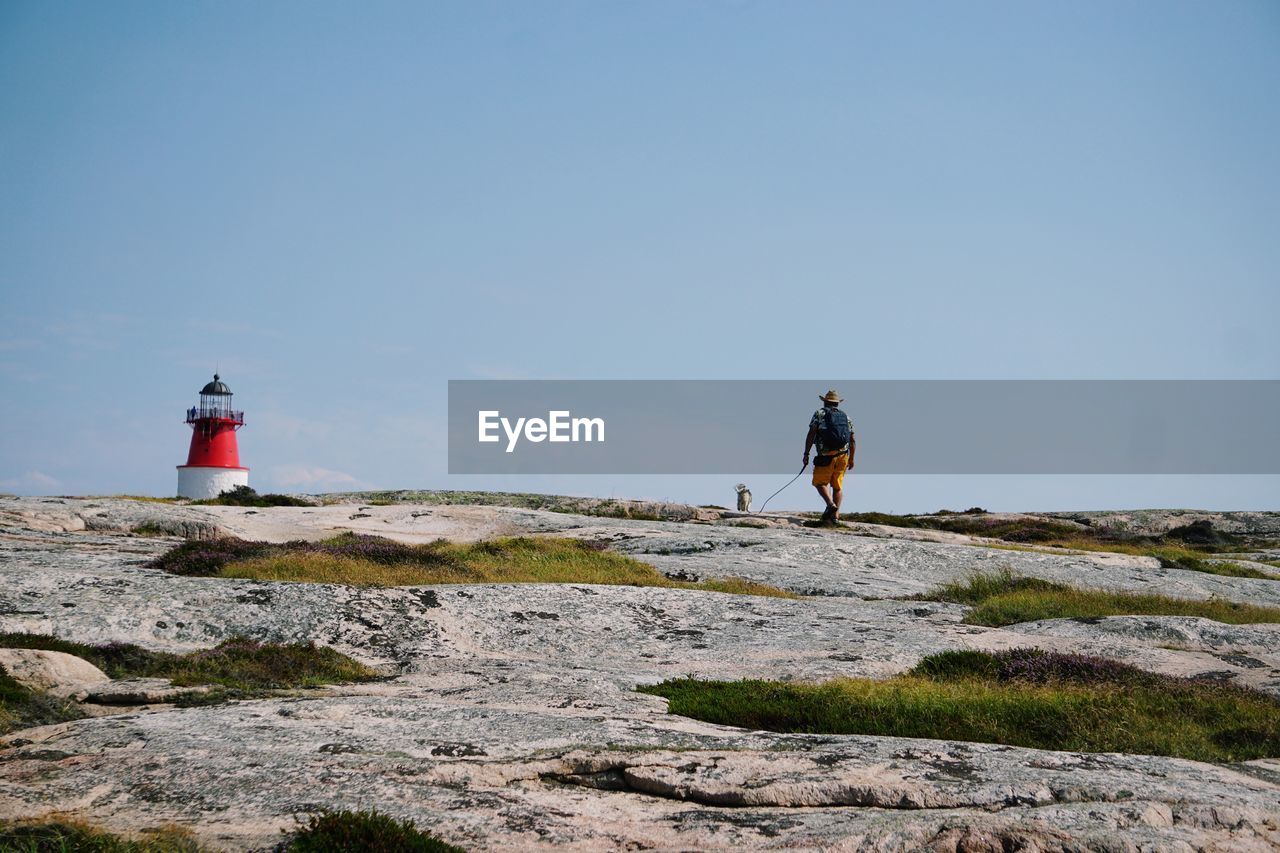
[{"x1": 817, "y1": 408, "x2": 851, "y2": 452}]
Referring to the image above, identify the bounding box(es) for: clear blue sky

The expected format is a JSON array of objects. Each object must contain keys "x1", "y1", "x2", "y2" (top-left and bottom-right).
[{"x1": 2, "y1": 1, "x2": 1277, "y2": 510}]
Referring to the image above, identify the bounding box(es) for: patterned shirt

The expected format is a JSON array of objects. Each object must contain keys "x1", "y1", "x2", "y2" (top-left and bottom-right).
[{"x1": 810, "y1": 407, "x2": 854, "y2": 454}]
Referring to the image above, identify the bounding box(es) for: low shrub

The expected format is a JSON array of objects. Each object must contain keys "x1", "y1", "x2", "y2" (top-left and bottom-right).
[
  {"x1": 191, "y1": 485, "x2": 311, "y2": 508},
  {"x1": 165, "y1": 639, "x2": 379, "y2": 689},
  {"x1": 150, "y1": 538, "x2": 275, "y2": 577},
  {"x1": 912, "y1": 647, "x2": 1164, "y2": 687},
  {"x1": 278, "y1": 810, "x2": 462, "y2": 853},
  {"x1": 1164, "y1": 519, "x2": 1240, "y2": 547}
]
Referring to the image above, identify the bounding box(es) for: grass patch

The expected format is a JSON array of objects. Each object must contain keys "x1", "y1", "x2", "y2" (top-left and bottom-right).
[
  {"x1": 190, "y1": 485, "x2": 311, "y2": 508},
  {"x1": 0, "y1": 634, "x2": 379, "y2": 691},
  {"x1": 639, "y1": 648, "x2": 1280, "y2": 762},
  {"x1": 154, "y1": 533, "x2": 799, "y2": 598},
  {"x1": 0, "y1": 820, "x2": 202, "y2": 852},
  {"x1": 916, "y1": 569, "x2": 1280, "y2": 626},
  {"x1": 0, "y1": 666, "x2": 84, "y2": 735},
  {"x1": 277, "y1": 810, "x2": 462, "y2": 852}
]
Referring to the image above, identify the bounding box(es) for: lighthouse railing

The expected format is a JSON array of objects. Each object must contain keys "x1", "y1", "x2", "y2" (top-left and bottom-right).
[{"x1": 186, "y1": 406, "x2": 245, "y2": 424}]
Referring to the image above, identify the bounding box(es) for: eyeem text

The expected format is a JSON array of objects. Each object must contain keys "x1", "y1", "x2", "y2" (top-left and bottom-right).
[{"x1": 478, "y1": 410, "x2": 605, "y2": 453}]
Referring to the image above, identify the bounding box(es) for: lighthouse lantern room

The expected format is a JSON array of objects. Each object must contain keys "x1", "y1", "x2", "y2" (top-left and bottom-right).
[{"x1": 176, "y1": 373, "x2": 249, "y2": 499}]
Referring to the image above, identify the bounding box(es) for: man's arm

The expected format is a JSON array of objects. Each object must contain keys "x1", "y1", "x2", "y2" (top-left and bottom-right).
[
  {"x1": 848, "y1": 436, "x2": 856, "y2": 469},
  {"x1": 803, "y1": 423, "x2": 817, "y2": 465}
]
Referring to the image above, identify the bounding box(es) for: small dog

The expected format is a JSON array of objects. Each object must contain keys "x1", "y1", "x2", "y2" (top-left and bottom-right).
[{"x1": 735, "y1": 483, "x2": 752, "y2": 512}]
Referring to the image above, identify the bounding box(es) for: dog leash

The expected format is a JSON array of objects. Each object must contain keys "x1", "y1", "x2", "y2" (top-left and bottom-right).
[{"x1": 754, "y1": 463, "x2": 808, "y2": 514}]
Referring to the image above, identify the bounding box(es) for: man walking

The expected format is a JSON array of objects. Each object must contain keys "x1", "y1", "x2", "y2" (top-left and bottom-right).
[{"x1": 803, "y1": 390, "x2": 855, "y2": 523}]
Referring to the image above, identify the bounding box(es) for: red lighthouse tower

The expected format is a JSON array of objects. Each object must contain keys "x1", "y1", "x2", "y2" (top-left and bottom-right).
[{"x1": 176, "y1": 373, "x2": 249, "y2": 499}]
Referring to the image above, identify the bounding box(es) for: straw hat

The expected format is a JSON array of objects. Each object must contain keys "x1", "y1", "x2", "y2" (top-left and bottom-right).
[{"x1": 819, "y1": 389, "x2": 843, "y2": 404}]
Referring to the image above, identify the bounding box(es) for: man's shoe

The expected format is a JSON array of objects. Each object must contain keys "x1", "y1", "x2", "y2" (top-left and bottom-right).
[{"x1": 821, "y1": 505, "x2": 836, "y2": 522}]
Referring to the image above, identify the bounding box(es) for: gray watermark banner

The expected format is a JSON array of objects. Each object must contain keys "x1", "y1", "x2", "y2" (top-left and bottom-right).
[{"x1": 448, "y1": 380, "x2": 1280, "y2": 474}]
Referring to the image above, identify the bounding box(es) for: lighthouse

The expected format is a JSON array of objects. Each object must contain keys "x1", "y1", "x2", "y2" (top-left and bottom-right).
[{"x1": 176, "y1": 373, "x2": 249, "y2": 499}]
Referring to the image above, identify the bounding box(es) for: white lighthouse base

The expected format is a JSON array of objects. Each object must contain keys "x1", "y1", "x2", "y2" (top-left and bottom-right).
[{"x1": 177, "y1": 466, "x2": 249, "y2": 500}]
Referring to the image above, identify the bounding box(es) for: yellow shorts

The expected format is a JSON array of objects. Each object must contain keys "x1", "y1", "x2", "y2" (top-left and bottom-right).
[{"x1": 811, "y1": 452, "x2": 849, "y2": 489}]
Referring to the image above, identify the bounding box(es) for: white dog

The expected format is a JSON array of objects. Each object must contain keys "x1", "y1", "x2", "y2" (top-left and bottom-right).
[{"x1": 735, "y1": 483, "x2": 752, "y2": 512}]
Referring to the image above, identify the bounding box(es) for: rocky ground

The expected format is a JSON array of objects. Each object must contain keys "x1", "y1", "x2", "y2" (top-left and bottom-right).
[{"x1": 1, "y1": 494, "x2": 1278, "y2": 851}]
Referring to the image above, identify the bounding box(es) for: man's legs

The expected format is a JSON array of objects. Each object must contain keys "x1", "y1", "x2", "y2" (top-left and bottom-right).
[
  {"x1": 812, "y1": 461, "x2": 838, "y2": 521},
  {"x1": 815, "y1": 484, "x2": 836, "y2": 522},
  {"x1": 830, "y1": 454, "x2": 849, "y2": 521}
]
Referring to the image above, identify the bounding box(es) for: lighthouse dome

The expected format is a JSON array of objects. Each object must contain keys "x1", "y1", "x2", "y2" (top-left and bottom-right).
[{"x1": 200, "y1": 374, "x2": 232, "y2": 396}]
